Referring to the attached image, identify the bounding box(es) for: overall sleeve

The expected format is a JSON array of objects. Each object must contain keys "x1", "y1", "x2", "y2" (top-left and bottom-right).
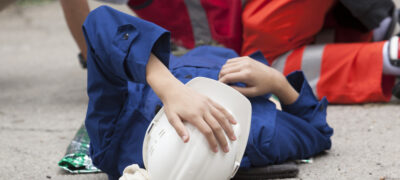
[
  {"x1": 281, "y1": 71, "x2": 333, "y2": 138},
  {"x1": 83, "y1": 5, "x2": 170, "y2": 83},
  {"x1": 242, "y1": 71, "x2": 334, "y2": 167},
  {"x1": 82, "y1": 6, "x2": 170, "y2": 178}
]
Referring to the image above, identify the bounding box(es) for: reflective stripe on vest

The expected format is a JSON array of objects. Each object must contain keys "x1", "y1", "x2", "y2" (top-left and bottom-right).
[
  {"x1": 184, "y1": 0, "x2": 213, "y2": 46},
  {"x1": 301, "y1": 45, "x2": 324, "y2": 96},
  {"x1": 272, "y1": 45, "x2": 325, "y2": 97},
  {"x1": 129, "y1": 0, "x2": 243, "y2": 53},
  {"x1": 271, "y1": 50, "x2": 291, "y2": 73}
]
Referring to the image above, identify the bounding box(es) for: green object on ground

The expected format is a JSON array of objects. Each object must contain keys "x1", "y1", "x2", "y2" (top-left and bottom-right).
[
  {"x1": 58, "y1": 124, "x2": 101, "y2": 173},
  {"x1": 17, "y1": 0, "x2": 54, "y2": 5},
  {"x1": 271, "y1": 94, "x2": 279, "y2": 102}
]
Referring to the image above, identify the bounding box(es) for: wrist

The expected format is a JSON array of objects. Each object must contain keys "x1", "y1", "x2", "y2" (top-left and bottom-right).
[
  {"x1": 147, "y1": 72, "x2": 183, "y2": 101},
  {"x1": 272, "y1": 75, "x2": 299, "y2": 105},
  {"x1": 159, "y1": 79, "x2": 184, "y2": 102},
  {"x1": 270, "y1": 71, "x2": 287, "y2": 95}
]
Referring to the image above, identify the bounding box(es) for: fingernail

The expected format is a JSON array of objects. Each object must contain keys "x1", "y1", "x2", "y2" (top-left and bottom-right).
[
  {"x1": 223, "y1": 146, "x2": 229, "y2": 153},
  {"x1": 231, "y1": 135, "x2": 237, "y2": 141},
  {"x1": 213, "y1": 147, "x2": 219, "y2": 153},
  {"x1": 231, "y1": 118, "x2": 237, "y2": 124},
  {"x1": 182, "y1": 135, "x2": 188, "y2": 142}
]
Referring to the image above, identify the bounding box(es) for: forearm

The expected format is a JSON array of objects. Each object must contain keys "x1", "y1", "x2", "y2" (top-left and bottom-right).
[
  {"x1": 146, "y1": 53, "x2": 183, "y2": 101},
  {"x1": 60, "y1": 0, "x2": 90, "y2": 59}
]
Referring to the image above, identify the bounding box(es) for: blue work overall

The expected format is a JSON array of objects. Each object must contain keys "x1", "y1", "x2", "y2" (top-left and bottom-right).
[{"x1": 83, "y1": 6, "x2": 333, "y2": 179}]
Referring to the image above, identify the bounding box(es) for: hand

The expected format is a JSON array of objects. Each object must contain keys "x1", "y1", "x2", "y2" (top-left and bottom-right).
[
  {"x1": 219, "y1": 56, "x2": 285, "y2": 97},
  {"x1": 161, "y1": 83, "x2": 237, "y2": 153},
  {"x1": 218, "y1": 56, "x2": 299, "y2": 104},
  {"x1": 146, "y1": 53, "x2": 238, "y2": 153}
]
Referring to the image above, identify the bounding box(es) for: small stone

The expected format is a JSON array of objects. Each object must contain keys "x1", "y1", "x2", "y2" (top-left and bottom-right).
[{"x1": 46, "y1": 175, "x2": 51, "y2": 179}]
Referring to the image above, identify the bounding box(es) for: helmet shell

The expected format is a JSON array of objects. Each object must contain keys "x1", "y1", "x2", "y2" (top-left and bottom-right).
[{"x1": 142, "y1": 77, "x2": 252, "y2": 180}]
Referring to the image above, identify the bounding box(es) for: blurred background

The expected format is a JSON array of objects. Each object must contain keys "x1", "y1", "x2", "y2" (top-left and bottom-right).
[{"x1": 0, "y1": 0, "x2": 400, "y2": 179}]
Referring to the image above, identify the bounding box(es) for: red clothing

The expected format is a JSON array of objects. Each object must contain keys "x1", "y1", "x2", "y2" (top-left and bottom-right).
[
  {"x1": 241, "y1": 0, "x2": 335, "y2": 61},
  {"x1": 128, "y1": 0, "x2": 243, "y2": 53},
  {"x1": 279, "y1": 42, "x2": 395, "y2": 103},
  {"x1": 242, "y1": 0, "x2": 395, "y2": 103},
  {"x1": 127, "y1": 0, "x2": 396, "y2": 103}
]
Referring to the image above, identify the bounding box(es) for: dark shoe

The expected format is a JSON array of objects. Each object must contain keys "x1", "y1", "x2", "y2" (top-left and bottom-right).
[
  {"x1": 393, "y1": 81, "x2": 400, "y2": 99},
  {"x1": 78, "y1": 53, "x2": 87, "y2": 69},
  {"x1": 231, "y1": 162, "x2": 299, "y2": 180}
]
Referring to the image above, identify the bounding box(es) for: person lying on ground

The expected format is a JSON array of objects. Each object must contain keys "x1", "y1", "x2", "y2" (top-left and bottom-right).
[{"x1": 83, "y1": 6, "x2": 333, "y2": 179}]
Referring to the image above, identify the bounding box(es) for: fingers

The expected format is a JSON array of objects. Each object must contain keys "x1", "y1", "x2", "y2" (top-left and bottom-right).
[
  {"x1": 218, "y1": 63, "x2": 242, "y2": 79},
  {"x1": 165, "y1": 90, "x2": 238, "y2": 153},
  {"x1": 220, "y1": 56, "x2": 256, "y2": 84},
  {"x1": 225, "y1": 56, "x2": 248, "y2": 64},
  {"x1": 192, "y1": 116, "x2": 219, "y2": 153},
  {"x1": 209, "y1": 100, "x2": 236, "y2": 125},
  {"x1": 166, "y1": 108, "x2": 228, "y2": 153},
  {"x1": 204, "y1": 112, "x2": 229, "y2": 153},
  {"x1": 203, "y1": 99, "x2": 237, "y2": 153},
  {"x1": 219, "y1": 71, "x2": 249, "y2": 84},
  {"x1": 231, "y1": 86, "x2": 258, "y2": 97},
  {"x1": 165, "y1": 111, "x2": 190, "y2": 142},
  {"x1": 209, "y1": 104, "x2": 236, "y2": 142},
  {"x1": 221, "y1": 61, "x2": 243, "y2": 70}
]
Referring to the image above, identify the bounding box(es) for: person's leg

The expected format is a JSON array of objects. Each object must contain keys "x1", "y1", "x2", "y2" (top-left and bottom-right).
[
  {"x1": 241, "y1": 0, "x2": 336, "y2": 61},
  {"x1": 383, "y1": 37, "x2": 400, "y2": 75},
  {"x1": 0, "y1": 0, "x2": 16, "y2": 11},
  {"x1": 271, "y1": 41, "x2": 397, "y2": 103},
  {"x1": 60, "y1": 0, "x2": 90, "y2": 61},
  {"x1": 385, "y1": 36, "x2": 400, "y2": 99}
]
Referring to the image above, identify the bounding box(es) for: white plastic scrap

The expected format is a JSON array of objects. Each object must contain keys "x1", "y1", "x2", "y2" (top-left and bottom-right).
[{"x1": 119, "y1": 164, "x2": 149, "y2": 180}]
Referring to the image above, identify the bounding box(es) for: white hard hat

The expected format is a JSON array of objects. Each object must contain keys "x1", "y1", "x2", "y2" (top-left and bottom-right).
[{"x1": 142, "y1": 77, "x2": 252, "y2": 180}]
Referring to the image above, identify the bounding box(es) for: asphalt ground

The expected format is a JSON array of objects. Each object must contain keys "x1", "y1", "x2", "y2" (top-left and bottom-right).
[{"x1": 0, "y1": 1, "x2": 399, "y2": 179}]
